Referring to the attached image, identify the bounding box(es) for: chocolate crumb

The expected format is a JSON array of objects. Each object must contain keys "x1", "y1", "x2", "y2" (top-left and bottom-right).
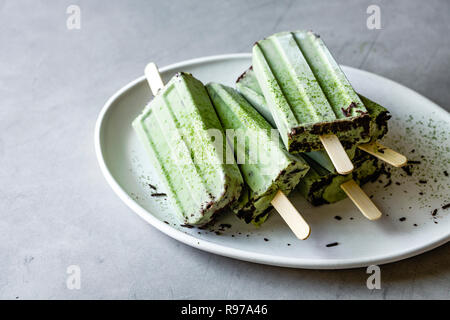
[
  {"x1": 264, "y1": 238, "x2": 269, "y2": 242},
  {"x1": 287, "y1": 243, "x2": 291, "y2": 246},
  {"x1": 413, "y1": 224, "x2": 418, "y2": 227},
  {"x1": 408, "y1": 160, "x2": 421, "y2": 165},
  {"x1": 163, "y1": 221, "x2": 169, "y2": 225},
  {"x1": 432, "y1": 209, "x2": 438, "y2": 216},
  {"x1": 434, "y1": 221, "x2": 438, "y2": 224},
  {"x1": 399, "y1": 217, "x2": 406, "y2": 222},
  {"x1": 350, "y1": 217, "x2": 354, "y2": 220},
  {"x1": 370, "y1": 195, "x2": 374, "y2": 199},
  {"x1": 231, "y1": 235, "x2": 234, "y2": 237},
  {"x1": 334, "y1": 216, "x2": 342, "y2": 221},
  {"x1": 151, "y1": 193, "x2": 167, "y2": 197},
  {"x1": 410, "y1": 149, "x2": 415, "y2": 153},
  {"x1": 419, "y1": 192, "x2": 424, "y2": 195},
  {"x1": 180, "y1": 224, "x2": 194, "y2": 228},
  {"x1": 402, "y1": 166, "x2": 413, "y2": 176},
  {"x1": 444, "y1": 171, "x2": 449, "y2": 177},
  {"x1": 341, "y1": 102, "x2": 357, "y2": 117},
  {"x1": 395, "y1": 182, "x2": 401, "y2": 186},
  {"x1": 384, "y1": 180, "x2": 392, "y2": 188},
  {"x1": 326, "y1": 242, "x2": 339, "y2": 248},
  {"x1": 148, "y1": 183, "x2": 157, "y2": 191},
  {"x1": 442, "y1": 203, "x2": 450, "y2": 210},
  {"x1": 219, "y1": 223, "x2": 232, "y2": 229},
  {"x1": 418, "y1": 180, "x2": 427, "y2": 184}
]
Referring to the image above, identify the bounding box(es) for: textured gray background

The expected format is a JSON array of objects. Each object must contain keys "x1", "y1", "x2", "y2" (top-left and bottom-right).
[{"x1": 1, "y1": 0, "x2": 449, "y2": 299}]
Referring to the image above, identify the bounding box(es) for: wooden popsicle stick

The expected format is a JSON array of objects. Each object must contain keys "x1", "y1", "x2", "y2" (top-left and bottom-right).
[
  {"x1": 358, "y1": 141, "x2": 407, "y2": 167},
  {"x1": 145, "y1": 62, "x2": 165, "y2": 95},
  {"x1": 145, "y1": 62, "x2": 311, "y2": 240},
  {"x1": 319, "y1": 134, "x2": 354, "y2": 175},
  {"x1": 340, "y1": 180, "x2": 382, "y2": 221},
  {"x1": 271, "y1": 191, "x2": 311, "y2": 240}
]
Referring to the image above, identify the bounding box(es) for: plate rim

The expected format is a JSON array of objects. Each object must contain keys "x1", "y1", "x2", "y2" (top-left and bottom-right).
[{"x1": 94, "y1": 53, "x2": 449, "y2": 269}]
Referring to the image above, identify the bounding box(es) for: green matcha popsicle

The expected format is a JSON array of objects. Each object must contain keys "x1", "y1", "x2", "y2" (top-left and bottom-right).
[
  {"x1": 252, "y1": 30, "x2": 373, "y2": 174},
  {"x1": 206, "y1": 82, "x2": 310, "y2": 238},
  {"x1": 236, "y1": 66, "x2": 397, "y2": 172},
  {"x1": 236, "y1": 68, "x2": 382, "y2": 220},
  {"x1": 133, "y1": 66, "x2": 243, "y2": 226}
]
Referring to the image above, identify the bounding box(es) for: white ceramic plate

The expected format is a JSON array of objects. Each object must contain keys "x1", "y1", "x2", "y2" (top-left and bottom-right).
[{"x1": 95, "y1": 54, "x2": 449, "y2": 269}]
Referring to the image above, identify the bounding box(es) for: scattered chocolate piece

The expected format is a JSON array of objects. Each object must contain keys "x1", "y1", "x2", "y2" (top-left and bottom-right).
[
  {"x1": 287, "y1": 243, "x2": 291, "y2": 246},
  {"x1": 413, "y1": 224, "x2": 418, "y2": 227},
  {"x1": 148, "y1": 183, "x2": 157, "y2": 191},
  {"x1": 418, "y1": 180, "x2": 427, "y2": 184},
  {"x1": 326, "y1": 242, "x2": 339, "y2": 248},
  {"x1": 231, "y1": 235, "x2": 234, "y2": 237},
  {"x1": 432, "y1": 209, "x2": 438, "y2": 216},
  {"x1": 401, "y1": 166, "x2": 413, "y2": 176},
  {"x1": 408, "y1": 160, "x2": 421, "y2": 165},
  {"x1": 399, "y1": 217, "x2": 406, "y2": 222},
  {"x1": 410, "y1": 149, "x2": 415, "y2": 153},
  {"x1": 444, "y1": 171, "x2": 449, "y2": 177},
  {"x1": 370, "y1": 195, "x2": 374, "y2": 199},
  {"x1": 384, "y1": 180, "x2": 392, "y2": 188},
  {"x1": 442, "y1": 203, "x2": 450, "y2": 210},
  {"x1": 180, "y1": 224, "x2": 194, "y2": 229},
  {"x1": 264, "y1": 238, "x2": 269, "y2": 242},
  {"x1": 434, "y1": 221, "x2": 438, "y2": 224},
  {"x1": 419, "y1": 192, "x2": 424, "y2": 195},
  {"x1": 395, "y1": 182, "x2": 401, "y2": 186},
  {"x1": 151, "y1": 193, "x2": 167, "y2": 197},
  {"x1": 350, "y1": 217, "x2": 354, "y2": 220},
  {"x1": 219, "y1": 223, "x2": 232, "y2": 229},
  {"x1": 334, "y1": 216, "x2": 342, "y2": 221},
  {"x1": 163, "y1": 221, "x2": 169, "y2": 225}
]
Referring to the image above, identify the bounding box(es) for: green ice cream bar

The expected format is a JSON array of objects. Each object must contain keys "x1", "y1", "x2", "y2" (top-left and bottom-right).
[
  {"x1": 236, "y1": 66, "x2": 390, "y2": 172},
  {"x1": 298, "y1": 154, "x2": 383, "y2": 206},
  {"x1": 252, "y1": 31, "x2": 371, "y2": 153},
  {"x1": 133, "y1": 72, "x2": 244, "y2": 226},
  {"x1": 206, "y1": 83, "x2": 309, "y2": 226}
]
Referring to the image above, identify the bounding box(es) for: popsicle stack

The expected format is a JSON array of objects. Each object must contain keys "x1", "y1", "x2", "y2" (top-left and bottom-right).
[{"x1": 132, "y1": 30, "x2": 408, "y2": 240}]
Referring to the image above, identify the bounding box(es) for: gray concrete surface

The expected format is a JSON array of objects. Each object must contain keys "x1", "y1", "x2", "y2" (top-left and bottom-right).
[{"x1": 0, "y1": 0, "x2": 449, "y2": 299}]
